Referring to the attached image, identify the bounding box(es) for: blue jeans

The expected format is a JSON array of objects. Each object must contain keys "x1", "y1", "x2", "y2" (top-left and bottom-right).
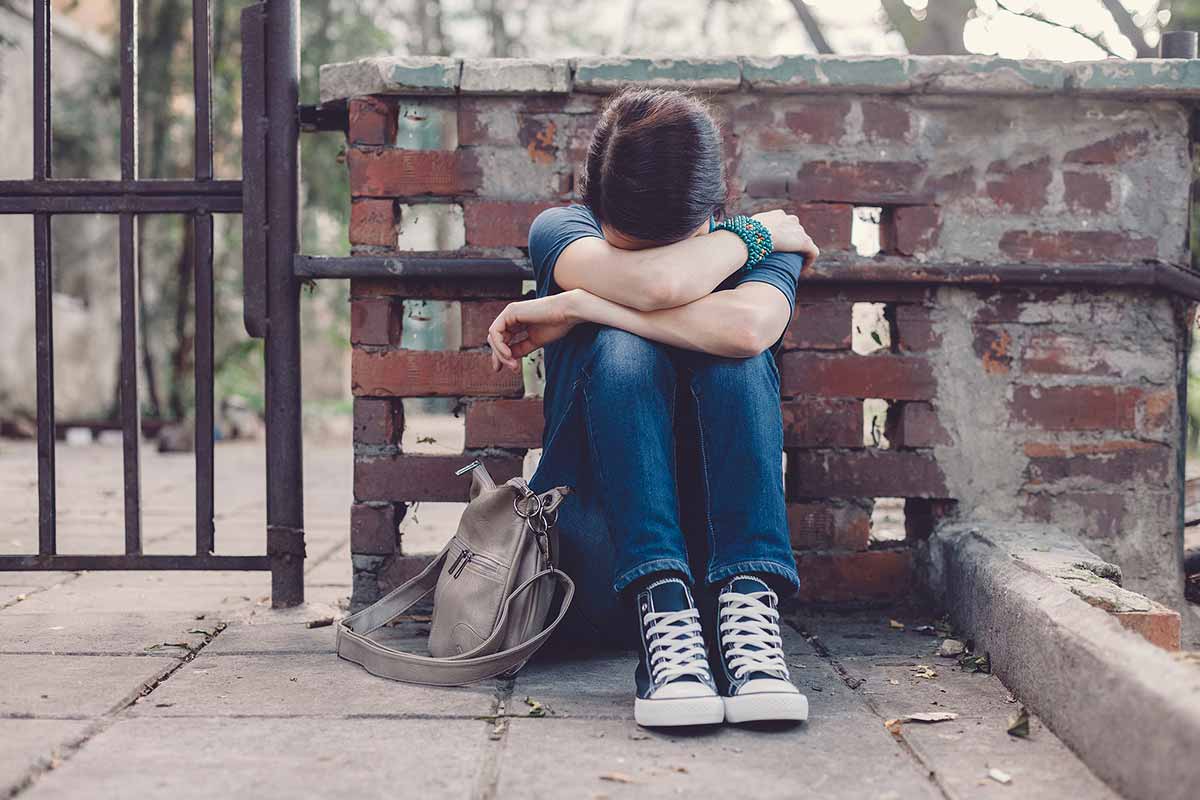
[{"x1": 530, "y1": 325, "x2": 798, "y2": 647}]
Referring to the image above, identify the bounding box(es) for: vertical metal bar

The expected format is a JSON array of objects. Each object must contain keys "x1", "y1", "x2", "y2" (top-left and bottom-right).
[
  {"x1": 194, "y1": 213, "x2": 215, "y2": 555},
  {"x1": 119, "y1": 0, "x2": 141, "y2": 554},
  {"x1": 1160, "y1": 31, "x2": 1199, "y2": 59},
  {"x1": 120, "y1": 0, "x2": 137, "y2": 181},
  {"x1": 33, "y1": 0, "x2": 56, "y2": 555},
  {"x1": 193, "y1": 0, "x2": 213, "y2": 181},
  {"x1": 264, "y1": 0, "x2": 306, "y2": 606},
  {"x1": 119, "y1": 213, "x2": 142, "y2": 554}
]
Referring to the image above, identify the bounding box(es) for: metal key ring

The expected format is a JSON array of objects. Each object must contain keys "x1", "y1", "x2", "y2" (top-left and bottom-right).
[{"x1": 514, "y1": 492, "x2": 543, "y2": 520}]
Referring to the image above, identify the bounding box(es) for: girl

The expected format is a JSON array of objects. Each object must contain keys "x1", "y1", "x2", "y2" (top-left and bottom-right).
[{"x1": 487, "y1": 88, "x2": 818, "y2": 728}]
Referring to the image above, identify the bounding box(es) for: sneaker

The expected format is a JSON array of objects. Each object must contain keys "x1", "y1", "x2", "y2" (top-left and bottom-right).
[
  {"x1": 714, "y1": 575, "x2": 809, "y2": 723},
  {"x1": 632, "y1": 577, "x2": 725, "y2": 727}
]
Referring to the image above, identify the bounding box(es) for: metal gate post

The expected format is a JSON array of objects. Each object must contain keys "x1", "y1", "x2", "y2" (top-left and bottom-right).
[{"x1": 263, "y1": 0, "x2": 305, "y2": 606}]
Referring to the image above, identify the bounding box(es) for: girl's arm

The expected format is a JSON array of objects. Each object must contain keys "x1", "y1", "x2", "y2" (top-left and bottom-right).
[
  {"x1": 552, "y1": 231, "x2": 750, "y2": 312},
  {"x1": 566, "y1": 285, "x2": 792, "y2": 358},
  {"x1": 552, "y1": 209, "x2": 818, "y2": 313},
  {"x1": 488, "y1": 285, "x2": 792, "y2": 369}
]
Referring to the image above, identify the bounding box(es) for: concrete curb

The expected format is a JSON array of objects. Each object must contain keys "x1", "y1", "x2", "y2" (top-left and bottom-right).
[{"x1": 922, "y1": 523, "x2": 1200, "y2": 800}]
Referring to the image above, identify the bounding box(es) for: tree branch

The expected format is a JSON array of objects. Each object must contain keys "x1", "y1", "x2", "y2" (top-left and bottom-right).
[
  {"x1": 1099, "y1": 0, "x2": 1155, "y2": 58},
  {"x1": 994, "y1": 0, "x2": 1123, "y2": 58},
  {"x1": 785, "y1": 0, "x2": 834, "y2": 54}
]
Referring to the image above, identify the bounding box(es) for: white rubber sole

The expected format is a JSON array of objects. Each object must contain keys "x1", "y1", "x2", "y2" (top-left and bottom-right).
[
  {"x1": 634, "y1": 695, "x2": 726, "y2": 727},
  {"x1": 723, "y1": 691, "x2": 810, "y2": 724}
]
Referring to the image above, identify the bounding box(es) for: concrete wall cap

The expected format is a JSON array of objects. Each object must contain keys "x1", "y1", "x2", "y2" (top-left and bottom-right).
[{"x1": 321, "y1": 54, "x2": 1200, "y2": 102}]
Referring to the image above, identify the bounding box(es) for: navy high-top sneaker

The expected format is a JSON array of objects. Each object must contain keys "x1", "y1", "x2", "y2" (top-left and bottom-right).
[
  {"x1": 632, "y1": 576, "x2": 725, "y2": 727},
  {"x1": 713, "y1": 575, "x2": 808, "y2": 723}
]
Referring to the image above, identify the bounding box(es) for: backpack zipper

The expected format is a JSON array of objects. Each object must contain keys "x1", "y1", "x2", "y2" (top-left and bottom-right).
[{"x1": 449, "y1": 547, "x2": 473, "y2": 578}]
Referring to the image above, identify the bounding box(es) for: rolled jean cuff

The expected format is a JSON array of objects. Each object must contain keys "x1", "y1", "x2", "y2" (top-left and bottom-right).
[
  {"x1": 706, "y1": 559, "x2": 800, "y2": 595},
  {"x1": 612, "y1": 558, "x2": 694, "y2": 595}
]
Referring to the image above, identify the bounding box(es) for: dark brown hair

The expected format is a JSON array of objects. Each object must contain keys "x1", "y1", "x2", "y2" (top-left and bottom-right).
[{"x1": 581, "y1": 88, "x2": 726, "y2": 244}]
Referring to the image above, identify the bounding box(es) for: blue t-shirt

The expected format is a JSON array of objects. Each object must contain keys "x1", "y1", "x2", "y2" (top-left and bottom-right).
[{"x1": 527, "y1": 204, "x2": 804, "y2": 352}]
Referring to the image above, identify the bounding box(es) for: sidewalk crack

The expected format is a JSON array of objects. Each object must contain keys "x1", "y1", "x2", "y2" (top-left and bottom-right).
[{"x1": 472, "y1": 677, "x2": 514, "y2": 800}]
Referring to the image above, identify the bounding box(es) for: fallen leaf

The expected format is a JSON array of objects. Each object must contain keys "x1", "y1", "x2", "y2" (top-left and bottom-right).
[
  {"x1": 884, "y1": 718, "x2": 903, "y2": 735},
  {"x1": 888, "y1": 678, "x2": 900, "y2": 686},
  {"x1": 988, "y1": 768, "x2": 1012, "y2": 785},
  {"x1": 903, "y1": 712, "x2": 959, "y2": 723},
  {"x1": 489, "y1": 717, "x2": 508, "y2": 741},
  {"x1": 937, "y1": 639, "x2": 966, "y2": 658},
  {"x1": 913, "y1": 665, "x2": 937, "y2": 679},
  {"x1": 1007, "y1": 706, "x2": 1030, "y2": 738},
  {"x1": 629, "y1": 732, "x2": 650, "y2": 741},
  {"x1": 599, "y1": 773, "x2": 636, "y2": 784},
  {"x1": 888, "y1": 619, "x2": 905, "y2": 630},
  {"x1": 913, "y1": 624, "x2": 938, "y2": 636},
  {"x1": 524, "y1": 696, "x2": 546, "y2": 718},
  {"x1": 959, "y1": 653, "x2": 991, "y2": 674}
]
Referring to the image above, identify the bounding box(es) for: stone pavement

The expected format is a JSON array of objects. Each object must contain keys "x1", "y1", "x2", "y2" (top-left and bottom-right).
[{"x1": 0, "y1": 441, "x2": 1119, "y2": 799}]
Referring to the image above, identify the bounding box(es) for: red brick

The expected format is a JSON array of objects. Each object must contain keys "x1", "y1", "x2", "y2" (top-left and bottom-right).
[
  {"x1": 1113, "y1": 604, "x2": 1181, "y2": 651},
  {"x1": 999, "y1": 231, "x2": 1157, "y2": 263},
  {"x1": 787, "y1": 499, "x2": 873, "y2": 550},
  {"x1": 350, "y1": 298, "x2": 400, "y2": 346},
  {"x1": 986, "y1": 157, "x2": 1051, "y2": 213},
  {"x1": 379, "y1": 554, "x2": 435, "y2": 591},
  {"x1": 973, "y1": 326, "x2": 1012, "y2": 374},
  {"x1": 1023, "y1": 491, "x2": 1125, "y2": 540},
  {"x1": 461, "y1": 300, "x2": 509, "y2": 348},
  {"x1": 776, "y1": 100, "x2": 852, "y2": 146},
  {"x1": 518, "y1": 115, "x2": 558, "y2": 164},
  {"x1": 744, "y1": 175, "x2": 792, "y2": 199},
  {"x1": 743, "y1": 203, "x2": 853, "y2": 251},
  {"x1": 781, "y1": 398, "x2": 863, "y2": 448},
  {"x1": 892, "y1": 305, "x2": 940, "y2": 352},
  {"x1": 860, "y1": 101, "x2": 911, "y2": 142},
  {"x1": 1140, "y1": 389, "x2": 1176, "y2": 434},
  {"x1": 463, "y1": 200, "x2": 558, "y2": 248},
  {"x1": 464, "y1": 398, "x2": 544, "y2": 449},
  {"x1": 351, "y1": 503, "x2": 398, "y2": 555},
  {"x1": 787, "y1": 449, "x2": 948, "y2": 499},
  {"x1": 779, "y1": 352, "x2": 936, "y2": 400},
  {"x1": 925, "y1": 166, "x2": 976, "y2": 195},
  {"x1": 348, "y1": 148, "x2": 482, "y2": 197},
  {"x1": 795, "y1": 550, "x2": 912, "y2": 604},
  {"x1": 350, "y1": 277, "x2": 523, "y2": 301},
  {"x1": 798, "y1": 285, "x2": 936, "y2": 306},
  {"x1": 1022, "y1": 440, "x2": 1171, "y2": 487},
  {"x1": 457, "y1": 97, "x2": 513, "y2": 146},
  {"x1": 888, "y1": 401, "x2": 951, "y2": 448},
  {"x1": 972, "y1": 287, "x2": 1061, "y2": 323},
  {"x1": 1022, "y1": 333, "x2": 1119, "y2": 377},
  {"x1": 783, "y1": 302, "x2": 852, "y2": 350},
  {"x1": 1011, "y1": 385, "x2": 1138, "y2": 431},
  {"x1": 790, "y1": 161, "x2": 926, "y2": 204},
  {"x1": 885, "y1": 205, "x2": 941, "y2": 256},
  {"x1": 353, "y1": 397, "x2": 402, "y2": 445},
  {"x1": 348, "y1": 97, "x2": 396, "y2": 146},
  {"x1": 352, "y1": 350, "x2": 523, "y2": 397},
  {"x1": 355, "y1": 453, "x2": 524, "y2": 502},
  {"x1": 1064, "y1": 130, "x2": 1150, "y2": 165},
  {"x1": 349, "y1": 199, "x2": 398, "y2": 247},
  {"x1": 1063, "y1": 171, "x2": 1112, "y2": 213}
]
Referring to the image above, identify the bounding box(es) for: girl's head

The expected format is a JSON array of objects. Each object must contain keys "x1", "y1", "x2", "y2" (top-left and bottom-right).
[{"x1": 581, "y1": 88, "x2": 726, "y2": 250}]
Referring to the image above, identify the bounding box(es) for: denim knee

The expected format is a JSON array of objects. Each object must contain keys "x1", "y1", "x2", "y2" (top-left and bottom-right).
[
  {"x1": 584, "y1": 327, "x2": 673, "y2": 390},
  {"x1": 687, "y1": 350, "x2": 779, "y2": 397}
]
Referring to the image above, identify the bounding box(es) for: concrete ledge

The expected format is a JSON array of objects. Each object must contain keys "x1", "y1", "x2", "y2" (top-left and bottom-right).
[
  {"x1": 319, "y1": 54, "x2": 1200, "y2": 103},
  {"x1": 921, "y1": 522, "x2": 1200, "y2": 800},
  {"x1": 460, "y1": 58, "x2": 571, "y2": 94}
]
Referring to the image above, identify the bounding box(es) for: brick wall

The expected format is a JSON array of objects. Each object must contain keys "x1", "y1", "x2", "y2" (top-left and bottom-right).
[{"x1": 323, "y1": 55, "x2": 1197, "y2": 613}]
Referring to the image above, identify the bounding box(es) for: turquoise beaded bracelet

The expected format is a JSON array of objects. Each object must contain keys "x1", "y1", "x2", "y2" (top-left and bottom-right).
[{"x1": 713, "y1": 215, "x2": 772, "y2": 267}]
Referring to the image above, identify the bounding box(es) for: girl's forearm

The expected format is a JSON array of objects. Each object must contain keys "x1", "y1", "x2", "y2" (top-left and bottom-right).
[
  {"x1": 555, "y1": 230, "x2": 749, "y2": 311},
  {"x1": 565, "y1": 287, "x2": 780, "y2": 359}
]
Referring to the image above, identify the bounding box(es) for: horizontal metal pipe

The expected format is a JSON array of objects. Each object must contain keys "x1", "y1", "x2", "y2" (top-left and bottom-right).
[
  {"x1": 0, "y1": 195, "x2": 242, "y2": 214},
  {"x1": 0, "y1": 179, "x2": 242, "y2": 196},
  {"x1": 0, "y1": 554, "x2": 271, "y2": 571},
  {"x1": 295, "y1": 254, "x2": 1200, "y2": 301}
]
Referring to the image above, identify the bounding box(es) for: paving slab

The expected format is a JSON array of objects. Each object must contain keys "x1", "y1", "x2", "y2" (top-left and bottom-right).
[
  {"x1": 0, "y1": 613, "x2": 221, "y2": 655},
  {"x1": 494, "y1": 716, "x2": 941, "y2": 800},
  {"x1": 4, "y1": 571, "x2": 271, "y2": 616},
  {"x1": 0, "y1": 654, "x2": 178, "y2": 718},
  {"x1": 0, "y1": 719, "x2": 90, "y2": 794},
  {"x1": 127, "y1": 653, "x2": 498, "y2": 718},
  {"x1": 795, "y1": 608, "x2": 1119, "y2": 799},
  {"x1": 19, "y1": 717, "x2": 488, "y2": 799}
]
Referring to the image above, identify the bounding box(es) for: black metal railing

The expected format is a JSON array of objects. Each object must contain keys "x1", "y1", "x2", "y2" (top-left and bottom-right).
[{"x1": 0, "y1": 1, "x2": 305, "y2": 607}]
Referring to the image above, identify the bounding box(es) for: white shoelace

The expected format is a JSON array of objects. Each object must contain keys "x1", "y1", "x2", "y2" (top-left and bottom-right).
[
  {"x1": 644, "y1": 607, "x2": 712, "y2": 684},
  {"x1": 718, "y1": 590, "x2": 789, "y2": 680}
]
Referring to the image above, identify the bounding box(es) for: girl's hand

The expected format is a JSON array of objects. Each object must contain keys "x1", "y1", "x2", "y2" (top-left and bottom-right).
[
  {"x1": 488, "y1": 291, "x2": 583, "y2": 372},
  {"x1": 751, "y1": 209, "x2": 820, "y2": 268}
]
